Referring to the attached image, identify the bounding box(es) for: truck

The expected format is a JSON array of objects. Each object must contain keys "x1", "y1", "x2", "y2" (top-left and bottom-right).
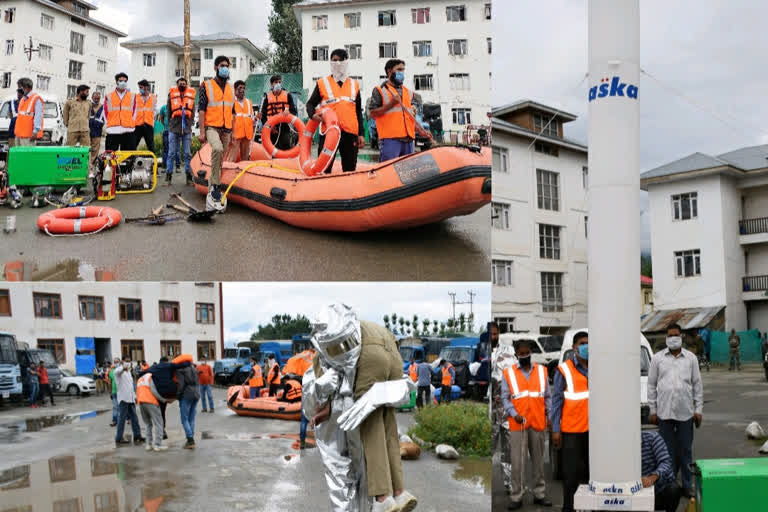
[
  {"x1": 234, "y1": 340, "x2": 293, "y2": 384},
  {"x1": 431, "y1": 337, "x2": 489, "y2": 399},
  {"x1": 399, "y1": 337, "x2": 451, "y2": 373},
  {"x1": 213, "y1": 345, "x2": 253, "y2": 385},
  {"x1": 16, "y1": 342, "x2": 63, "y2": 393},
  {"x1": 0, "y1": 332, "x2": 23, "y2": 402}
]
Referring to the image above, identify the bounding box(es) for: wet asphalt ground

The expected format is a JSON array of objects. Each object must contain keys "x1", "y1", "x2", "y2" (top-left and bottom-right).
[
  {"x1": 0, "y1": 386, "x2": 489, "y2": 512},
  {"x1": 0, "y1": 177, "x2": 490, "y2": 282},
  {"x1": 491, "y1": 365, "x2": 768, "y2": 511}
]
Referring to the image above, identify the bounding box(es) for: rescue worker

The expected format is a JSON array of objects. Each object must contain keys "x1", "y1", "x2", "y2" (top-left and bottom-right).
[
  {"x1": 166, "y1": 77, "x2": 196, "y2": 185},
  {"x1": 114, "y1": 358, "x2": 145, "y2": 446},
  {"x1": 108, "y1": 359, "x2": 119, "y2": 426},
  {"x1": 197, "y1": 357, "x2": 214, "y2": 413},
  {"x1": 408, "y1": 357, "x2": 418, "y2": 382},
  {"x1": 490, "y1": 321, "x2": 517, "y2": 492},
  {"x1": 133, "y1": 79, "x2": 156, "y2": 152},
  {"x1": 176, "y1": 360, "x2": 200, "y2": 449},
  {"x1": 501, "y1": 339, "x2": 552, "y2": 510},
  {"x1": 283, "y1": 349, "x2": 315, "y2": 449},
  {"x1": 198, "y1": 55, "x2": 234, "y2": 212},
  {"x1": 89, "y1": 91, "x2": 105, "y2": 172},
  {"x1": 37, "y1": 361, "x2": 55, "y2": 406},
  {"x1": 232, "y1": 80, "x2": 254, "y2": 162},
  {"x1": 5, "y1": 88, "x2": 23, "y2": 148},
  {"x1": 267, "y1": 354, "x2": 282, "y2": 396},
  {"x1": 415, "y1": 358, "x2": 432, "y2": 408},
  {"x1": 136, "y1": 371, "x2": 168, "y2": 452},
  {"x1": 439, "y1": 359, "x2": 455, "y2": 404},
  {"x1": 280, "y1": 377, "x2": 302, "y2": 403},
  {"x1": 63, "y1": 84, "x2": 91, "y2": 147},
  {"x1": 246, "y1": 356, "x2": 264, "y2": 399},
  {"x1": 13, "y1": 77, "x2": 44, "y2": 146},
  {"x1": 140, "y1": 356, "x2": 192, "y2": 440},
  {"x1": 305, "y1": 48, "x2": 365, "y2": 173},
  {"x1": 551, "y1": 331, "x2": 590, "y2": 512},
  {"x1": 259, "y1": 74, "x2": 298, "y2": 150},
  {"x1": 369, "y1": 59, "x2": 433, "y2": 162},
  {"x1": 102, "y1": 72, "x2": 137, "y2": 151}
]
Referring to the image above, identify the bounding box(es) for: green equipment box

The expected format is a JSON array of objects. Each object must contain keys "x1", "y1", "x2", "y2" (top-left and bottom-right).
[
  {"x1": 8, "y1": 146, "x2": 89, "y2": 188},
  {"x1": 695, "y1": 458, "x2": 768, "y2": 511}
]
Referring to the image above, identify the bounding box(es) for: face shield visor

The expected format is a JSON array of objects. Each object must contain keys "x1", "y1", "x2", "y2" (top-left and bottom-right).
[{"x1": 311, "y1": 303, "x2": 361, "y2": 371}]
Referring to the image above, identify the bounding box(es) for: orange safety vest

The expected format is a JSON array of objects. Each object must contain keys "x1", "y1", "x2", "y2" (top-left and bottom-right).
[
  {"x1": 317, "y1": 76, "x2": 359, "y2": 135},
  {"x1": 268, "y1": 362, "x2": 282, "y2": 385},
  {"x1": 558, "y1": 359, "x2": 589, "y2": 433},
  {"x1": 265, "y1": 90, "x2": 290, "y2": 117},
  {"x1": 136, "y1": 373, "x2": 159, "y2": 406},
  {"x1": 134, "y1": 93, "x2": 155, "y2": 126},
  {"x1": 106, "y1": 90, "x2": 135, "y2": 129},
  {"x1": 441, "y1": 363, "x2": 454, "y2": 386},
  {"x1": 374, "y1": 83, "x2": 415, "y2": 140},
  {"x1": 233, "y1": 98, "x2": 254, "y2": 140},
  {"x1": 141, "y1": 364, "x2": 149, "y2": 371},
  {"x1": 503, "y1": 363, "x2": 548, "y2": 432},
  {"x1": 203, "y1": 79, "x2": 234, "y2": 129},
  {"x1": 170, "y1": 86, "x2": 196, "y2": 118},
  {"x1": 285, "y1": 379, "x2": 302, "y2": 401},
  {"x1": 409, "y1": 363, "x2": 418, "y2": 382},
  {"x1": 249, "y1": 364, "x2": 264, "y2": 388},
  {"x1": 14, "y1": 93, "x2": 44, "y2": 138}
]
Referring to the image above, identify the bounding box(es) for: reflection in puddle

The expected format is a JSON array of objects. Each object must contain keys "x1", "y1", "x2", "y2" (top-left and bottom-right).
[
  {"x1": 451, "y1": 457, "x2": 491, "y2": 492},
  {"x1": 0, "y1": 410, "x2": 108, "y2": 444}
]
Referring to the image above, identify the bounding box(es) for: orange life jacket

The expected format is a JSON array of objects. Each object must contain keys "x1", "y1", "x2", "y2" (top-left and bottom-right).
[
  {"x1": 14, "y1": 93, "x2": 44, "y2": 138},
  {"x1": 409, "y1": 363, "x2": 418, "y2": 382},
  {"x1": 558, "y1": 359, "x2": 589, "y2": 433},
  {"x1": 317, "y1": 76, "x2": 359, "y2": 135},
  {"x1": 268, "y1": 362, "x2": 282, "y2": 385},
  {"x1": 169, "y1": 86, "x2": 196, "y2": 118},
  {"x1": 203, "y1": 79, "x2": 234, "y2": 129},
  {"x1": 374, "y1": 83, "x2": 415, "y2": 140},
  {"x1": 441, "y1": 363, "x2": 454, "y2": 386},
  {"x1": 249, "y1": 364, "x2": 264, "y2": 388},
  {"x1": 265, "y1": 90, "x2": 290, "y2": 117},
  {"x1": 106, "y1": 90, "x2": 135, "y2": 129},
  {"x1": 503, "y1": 363, "x2": 548, "y2": 432},
  {"x1": 285, "y1": 379, "x2": 302, "y2": 401},
  {"x1": 134, "y1": 93, "x2": 155, "y2": 126},
  {"x1": 136, "y1": 373, "x2": 159, "y2": 405},
  {"x1": 233, "y1": 98, "x2": 254, "y2": 140}
]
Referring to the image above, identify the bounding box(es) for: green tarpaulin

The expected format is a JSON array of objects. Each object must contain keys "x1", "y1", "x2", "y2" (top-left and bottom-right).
[{"x1": 710, "y1": 329, "x2": 762, "y2": 363}]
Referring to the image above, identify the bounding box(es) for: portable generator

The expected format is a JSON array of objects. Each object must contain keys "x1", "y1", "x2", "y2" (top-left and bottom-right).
[
  {"x1": 95, "y1": 150, "x2": 158, "y2": 201},
  {"x1": 7, "y1": 145, "x2": 89, "y2": 191},
  {"x1": 694, "y1": 458, "x2": 768, "y2": 511}
]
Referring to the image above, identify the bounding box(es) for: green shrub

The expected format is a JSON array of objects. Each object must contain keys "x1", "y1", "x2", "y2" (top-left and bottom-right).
[{"x1": 408, "y1": 401, "x2": 491, "y2": 457}]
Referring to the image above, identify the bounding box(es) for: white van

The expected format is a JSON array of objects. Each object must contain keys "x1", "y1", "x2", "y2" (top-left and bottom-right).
[
  {"x1": 0, "y1": 95, "x2": 67, "y2": 145},
  {"x1": 499, "y1": 332, "x2": 561, "y2": 366}
]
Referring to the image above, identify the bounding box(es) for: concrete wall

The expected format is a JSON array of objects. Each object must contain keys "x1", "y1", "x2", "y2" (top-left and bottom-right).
[
  {"x1": 748, "y1": 301, "x2": 768, "y2": 335},
  {"x1": 718, "y1": 175, "x2": 747, "y2": 329}
]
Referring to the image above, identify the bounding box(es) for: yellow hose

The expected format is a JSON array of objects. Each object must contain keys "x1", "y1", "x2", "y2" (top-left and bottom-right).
[{"x1": 221, "y1": 160, "x2": 302, "y2": 205}]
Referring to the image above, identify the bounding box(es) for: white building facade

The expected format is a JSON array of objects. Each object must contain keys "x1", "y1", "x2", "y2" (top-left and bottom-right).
[
  {"x1": 0, "y1": 282, "x2": 223, "y2": 372},
  {"x1": 294, "y1": 0, "x2": 492, "y2": 133},
  {"x1": 491, "y1": 101, "x2": 589, "y2": 335},
  {"x1": 0, "y1": 0, "x2": 125, "y2": 100},
  {"x1": 642, "y1": 145, "x2": 768, "y2": 334},
  {"x1": 121, "y1": 33, "x2": 266, "y2": 101}
]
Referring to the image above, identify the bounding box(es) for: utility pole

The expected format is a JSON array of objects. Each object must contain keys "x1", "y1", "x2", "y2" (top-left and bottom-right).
[
  {"x1": 448, "y1": 292, "x2": 456, "y2": 323},
  {"x1": 183, "y1": 0, "x2": 191, "y2": 83}
]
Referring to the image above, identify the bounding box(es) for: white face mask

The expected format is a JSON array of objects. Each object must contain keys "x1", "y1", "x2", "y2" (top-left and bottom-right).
[
  {"x1": 666, "y1": 336, "x2": 683, "y2": 350},
  {"x1": 330, "y1": 60, "x2": 349, "y2": 82}
]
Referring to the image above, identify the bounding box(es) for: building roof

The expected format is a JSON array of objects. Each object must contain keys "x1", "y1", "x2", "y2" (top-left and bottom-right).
[
  {"x1": 121, "y1": 32, "x2": 266, "y2": 59},
  {"x1": 640, "y1": 306, "x2": 723, "y2": 333},
  {"x1": 491, "y1": 117, "x2": 588, "y2": 153},
  {"x1": 492, "y1": 100, "x2": 578, "y2": 122},
  {"x1": 641, "y1": 275, "x2": 653, "y2": 286},
  {"x1": 32, "y1": 0, "x2": 127, "y2": 37},
  {"x1": 294, "y1": 0, "x2": 382, "y2": 7}
]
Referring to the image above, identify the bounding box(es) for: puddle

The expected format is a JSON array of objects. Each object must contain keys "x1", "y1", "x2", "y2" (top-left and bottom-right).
[
  {"x1": 451, "y1": 457, "x2": 491, "y2": 492},
  {"x1": 0, "y1": 410, "x2": 107, "y2": 444}
]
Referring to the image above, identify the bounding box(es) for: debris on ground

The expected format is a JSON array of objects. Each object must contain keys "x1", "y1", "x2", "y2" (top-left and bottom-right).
[
  {"x1": 760, "y1": 440, "x2": 768, "y2": 454},
  {"x1": 436, "y1": 444, "x2": 459, "y2": 460},
  {"x1": 400, "y1": 442, "x2": 421, "y2": 460},
  {"x1": 746, "y1": 421, "x2": 765, "y2": 440}
]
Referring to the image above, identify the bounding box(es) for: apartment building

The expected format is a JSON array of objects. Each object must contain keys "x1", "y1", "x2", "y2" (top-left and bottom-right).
[
  {"x1": 0, "y1": 282, "x2": 223, "y2": 372},
  {"x1": 294, "y1": 0, "x2": 492, "y2": 133},
  {"x1": 641, "y1": 144, "x2": 768, "y2": 333},
  {"x1": 491, "y1": 100, "x2": 589, "y2": 335},
  {"x1": 0, "y1": 0, "x2": 125, "y2": 100}
]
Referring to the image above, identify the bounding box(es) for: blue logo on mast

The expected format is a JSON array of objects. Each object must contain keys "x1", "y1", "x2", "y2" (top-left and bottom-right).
[{"x1": 588, "y1": 76, "x2": 638, "y2": 102}]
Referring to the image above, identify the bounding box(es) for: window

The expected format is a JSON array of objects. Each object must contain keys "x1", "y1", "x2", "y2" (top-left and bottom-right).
[
  {"x1": 452, "y1": 108, "x2": 471, "y2": 125},
  {"x1": 67, "y1": 85, "x2": 77, "y2": 99},
  {"x1": 231, "y1": 57, "x2": 237, "y2": 69},
  {"x1": 204, "y1": 48, "x2": 213, "y2": 59},
  {"x1": 37, "y1": 339, "x2": 65, "y2": 364},
  {"x1": 79, "y1": 296, "x2": 105, "y2": 320},
  {"x1": 345, "y1": 44, "x2": 362, "y2": 60},
  {"x1": 99, "y1": 34, "x2": 109, "y2": 48},
  {"x1": 196, "y1": 302, "x2": 215, "y2": 324},
  {"x1": 541, "y1": 272, "x2": 564, "y2": 312},
  {"x1": 494, "y1": 317, "x2": 515, "y2": 334},
  {"x1": 312, "y1": 15, "x2": 328, "y2": 30},
  {"x1": 491, "y1": 202, "x2": 510, "y2": 230},
  {"x1": 412, "y1": 40, "x2": 432, "y2": 57},
  {"x1": 2, "y1": 72, "x2": 10, "y2": 89},
  {"x1": 197, "y1": 341, "x2": 216, "y2": 360},
  {"x1": 41, "y1": 13, "x2": 55, "y2": 30},
  {"x1": 585, "y1": 216, "x2": 588, "y2": 238},
  {"x1": 449, "y1": 73, "x2": 470, "y2": 90},
  {"x1": 485, "y1": 3, "x2": 492, "y2": 19},
  {"x1": 91, "y1": 458, "x2": 116, "y2": 477},
  {"x1": 68, "y1": 60, "x2": 83, "y2": 80},
  {"x1": 97, "y1": 59, "x2": 107, "y2": 73},
  {"x1": 446, "y1": 5, "x2": 467, "y2": 22},
  {"x1": 447, "y1": 39, "x2": 468, "y2": 56},
  {"x1": 146, "y1": 81, "x2": 155, "y2": 93},
  {"x1": 5, "y1": 39, "x2": 13, "y2": 56},
  {"x1": 311, "y1": 46, "x2": 329, "y2": 61},
  {"x1": 533, "y1": 113, "x2": 558, "y2": 137},
  {"x1": 487, "y1": 37, "x2": 492, "y2": 54},
  {"x1": 536, "y1": 169, "x2": 559, "y2": 211},
  {"x1": 160, "y1": 340, "x2": 181, "y2": 358},
  {"x1": 411, "y1": 7, "x2": 430, "y2": 24},
  {"x1": 582, "y1": 166, "x2": 589, "y2": 188},
  {"x1": 69, "y1": 31, "x2": 84, "y2": 55},
  {"x1": 344, "y1": 12, "x2": 361, "y2": 28},
  {"x1": 0, "y1": 289, "x2": 10, "y2": 316},
  {"x1": 379, "y1": 42, "x2": 397, "y2": 58},
  {"x1": 4, "y1": 8, "x2": 15, "y2": 23},
  {"x1": 142, "y1": 53, "x2": 156, "y2": 67},
  {"x1": 539, "y1": 224, "x2": 561, "y2": 260},
  {"x1": 413, "y1": 74, "x2": 433, "y2": 91},
  {"x1": 159, "y1": 301, "x2": 180, "y2": 322},
  {"x1": 675, "y1": 249, "x2": 701, "y2": 277},
  {"x1": 119, "y1": 298, "x2": 142, "y2": 321},
  {"x1": 39, "y1": 44, "x2": 52, "y2": 61},
  {"x1": 672, "y1": 192, "x2": 698, "y2": 221},
  {"x1": 378, "y1": 10, "x2": 397, "y2": 26},
  {"x1": 94, "y1": 491, "x2": 119, "y2": 512},
  {"x1": 70, "y1": 16, "x2": 85, "y2": 27},
  {"x1": 492, "y1": 259, "x2": 513, "y2": 286},
  {"x1": 96, "y1": 85, "x2": 105, "y2": 95},
  {"x1": 534, "y1": 142, "x2": 558, "y2": 156},
  {"x1": 120, "y1": 340, "x2": 144, "y2": 361},
  {"x1": 33, "y1": 293, "x2": 62, "y2": 319},
  {"x1": 493, "y1": 147, "x2": 508, "y2": 173},
  {"x1": 49, "y1": 456, "x2": 76, "y2": 483},
  {"x1": 73, "y1": 2, "x2": 87, "y2": 16}
]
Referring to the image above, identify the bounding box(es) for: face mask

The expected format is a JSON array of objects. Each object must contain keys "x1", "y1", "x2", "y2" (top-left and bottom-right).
[
  {"x1": 330, "y1": 60, "x2": 349, "y2": 82},
  {"x1": 577, "y1": 344, "x2": 589, "y2": 360},
  {"x1": 79, "y1": 94, "x2": 88, "y2": 100},
  {"x1": 273, "y1": 83, "x2": 282, "y2": 93},
  {"x1": 117, "y1": 81, "x2": 127, "y2": 90},
  {"x1": 178, "y1": 85, "x2": 187, "y2": 92},
  {"x1": 392, "y1": 71, "x2": 405, "y2": 85},
  {"x1": 16, "y1": 88, "x2": 24, "y2": 95},
  {"x1": 217, "y1": 66, "x2": 230, "y2": 79},
  {"x1": 518, "y1": 355, "x2": 531, "y2": 367},
  {"x1": 666, "y1": 336, "x2": 683, "y2": 350}
]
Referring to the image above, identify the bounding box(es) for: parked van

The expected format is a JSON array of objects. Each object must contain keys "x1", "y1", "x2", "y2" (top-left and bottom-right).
[
  {"x1": 499, "y1": 333, "x2": 561, "y2": 367},
  {"x1": 0, "y1": 95, "x2": 67, "y2": 145},
  {"x1": 0, "y1": 332, "x2": 23, "y2": 401},
  {"x1": 17, "y1": 344, "x2": 63, "y2": 393}
]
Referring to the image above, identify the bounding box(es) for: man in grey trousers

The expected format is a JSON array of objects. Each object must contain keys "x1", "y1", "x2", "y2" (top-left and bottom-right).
[{"x1": 136, "y1": 372, "x2": 168, "y2": 451}]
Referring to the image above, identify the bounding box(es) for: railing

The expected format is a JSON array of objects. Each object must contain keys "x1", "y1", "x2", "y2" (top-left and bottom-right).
[
  {"x1": 743, "y1": 275, "x2": 768, "y2": 292},
  {"x1": 175, "y1": 68, "x2": 200, "y2": 77},
  {"x1": 739, "y1": 217, "x2": 768, "y2": 236}
]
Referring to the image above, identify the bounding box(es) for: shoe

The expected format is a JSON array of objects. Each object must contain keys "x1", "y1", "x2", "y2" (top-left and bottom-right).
[
  {"x1": 184, "y1": 437, "x2": 195, "y2": 449},
  {"x1": 533, "y1": 497, "x2": 553, "y2": 507},
  {"x1": 209, "y1": 409, "x2": 214, "y2": 413},
  {"x1": 175, "y1": 166, "x2": 181, "y2": 174},
  {"x1": 300, "y1": 440, "x2": 306, "y2": 450},
  {"x1": 163, "y1": 432, "x2": 168, "y2": 440},
  {"x1": 163, "y1": 174, "x2": 171, "y2": 187},
  {"x1": 371, "y1": 496, "x2": 397, "y2": 512},
  {"x1": 186, "y1": 174, "x2": 193, "y2": 186},
  {"x1": 115, "y1": 439, "x2": 131, "y2": 446},
  {"x1": 206, "y1": 185, "x2": 225, "y2": 212},
  {"x1": 110, "y1": 422, "x2": 117, "y2": 427},
  {"x1": 393, "y1": 490, "x2": 418, "y2": 512},
  {"x1": 145, "y1": 444, "x2": 153, "y2": 451},
  {"x1": 507, "y1": 502, "x2": 523, "y2": 511},
  {"x1": 134, "y1": 436, "x2": 145, "y2": 445},
  {"x1": 202, "y1": 408, "x2": 207, "y2": 413},
  {"x1": 153, "y1": 444, "x2": 169, "y2": 452}
]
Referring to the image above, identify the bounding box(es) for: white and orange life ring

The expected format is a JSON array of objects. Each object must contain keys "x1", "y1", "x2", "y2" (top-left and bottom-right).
[
  {"x1": 299, "y1": 108, "x2": 341, "y2": 177},
  {"x1": 37, "y1": 206, "x2": 121, "y2": 236},
  {"x1": 261, "y1": 111, "x2": 304, "y2": 159}
]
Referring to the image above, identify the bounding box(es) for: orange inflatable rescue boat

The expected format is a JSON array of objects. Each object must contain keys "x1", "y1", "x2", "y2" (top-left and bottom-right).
[
  {"x1": 227, "y1": 385, "x2": 301, "y2": 421},
  {"x1": 190, "y1": 141, "x2": 491, "y2": 232}
]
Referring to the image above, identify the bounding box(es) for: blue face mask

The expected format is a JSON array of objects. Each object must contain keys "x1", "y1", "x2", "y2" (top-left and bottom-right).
[
  {"x1": 217, "y1": 66, "x2": 230, "y2": 79},
  {"x1": 393, "y1": 71, "x2": 405, "y2": 85},
  {"x1": 577, "y1": 344, "x2": 589, "y2": 360},
  {"x1": 273, "y1": 83, "x2": 282, "y2": 93}
]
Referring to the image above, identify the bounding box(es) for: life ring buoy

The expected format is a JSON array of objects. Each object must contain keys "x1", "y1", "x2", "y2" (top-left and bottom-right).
[
  {"x1": 261, "y1": 111, "x2": 305, "y2": 159},
  {"x1": 299, "y1": 108, "x2": 341, "y2": 177},
  {"x1": 37, "y1": 206, "x2": 121, "y2": 236}
]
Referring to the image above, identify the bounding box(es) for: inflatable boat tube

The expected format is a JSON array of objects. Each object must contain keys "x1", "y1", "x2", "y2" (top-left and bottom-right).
[{"x1": 226, "y1": 385, "x2": 301, "y2": 421}]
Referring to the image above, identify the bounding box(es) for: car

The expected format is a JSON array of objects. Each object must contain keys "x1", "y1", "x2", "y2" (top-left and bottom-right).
[
  {"x1": 499, "y1": 333, "x2": 561, "y2": 367},
  {"x1": 60, "y1": 368, "x2": 96, "y2": 396},
  {"x1": 0, "y1": 95, "x2": 67, "y2": 146}
]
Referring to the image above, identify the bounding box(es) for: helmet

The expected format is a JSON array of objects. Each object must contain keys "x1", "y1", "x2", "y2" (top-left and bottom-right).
[{"x1": 311, "y1": 303, "x2": 361, "y2": 369}]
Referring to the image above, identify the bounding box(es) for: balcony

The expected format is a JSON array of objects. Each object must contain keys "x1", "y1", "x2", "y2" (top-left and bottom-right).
[
  {"x1": 175, "y1": 68, "x2": 200, "y2": 78},
  {"x1": 742, "y1": 274, "x2": 768, "y2": 301},
  {"x1": 739, "y1": 217, "x2": 768, "y2": 245}
]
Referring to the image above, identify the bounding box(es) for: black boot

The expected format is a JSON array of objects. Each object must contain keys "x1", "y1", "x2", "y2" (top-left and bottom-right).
[{"x1": 184, "y1": 437, "x2": 195, "y2": 449}]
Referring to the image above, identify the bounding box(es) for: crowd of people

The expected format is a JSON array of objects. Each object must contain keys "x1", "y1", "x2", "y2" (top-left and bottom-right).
[{"x1": 407, "y1": 357, "x2": 456, "y2": 407}]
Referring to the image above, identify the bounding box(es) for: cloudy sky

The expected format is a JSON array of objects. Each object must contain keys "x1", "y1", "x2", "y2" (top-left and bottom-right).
[
  {"x1": 493, "y1": 0, "x2": 768, "y2": 250},
  {"x1": 222, "y1": 282, "x2": 491, "y2": 345}
]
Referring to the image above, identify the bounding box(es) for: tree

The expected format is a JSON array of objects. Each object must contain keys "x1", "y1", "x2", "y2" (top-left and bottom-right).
[
  {"x1": 458, "y1": 313, "x2": 467, "y2": 332},
  {"x1": 641, "y1": 253, "x2": 653, "y2": 278},
  {"x1": 422, "y1": 318, "x2": 430, "y2": 334},
  {"x1": 383, "y1": 314, "x2": 390, "y2": 331},
  {"x1": 183, "y1": 0, "x2": 191, "y2": 82},
  {"x1": 251, "y1": 313, "x2": 311, "y2": 340},
  {"x1": 267, "y1": 0, "x2": 303, "y2": 73},
  {"x1": 433, "y1": 323, "x2": 439, "y2": 335},
  {"x1": 439, "y1": 322, "x2": 447, "y2": 336}
]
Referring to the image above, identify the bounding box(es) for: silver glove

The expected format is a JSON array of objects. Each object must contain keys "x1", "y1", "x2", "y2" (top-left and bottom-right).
[{"x1": 337, "y1": 379, "x2": 412, "y2": 432}]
